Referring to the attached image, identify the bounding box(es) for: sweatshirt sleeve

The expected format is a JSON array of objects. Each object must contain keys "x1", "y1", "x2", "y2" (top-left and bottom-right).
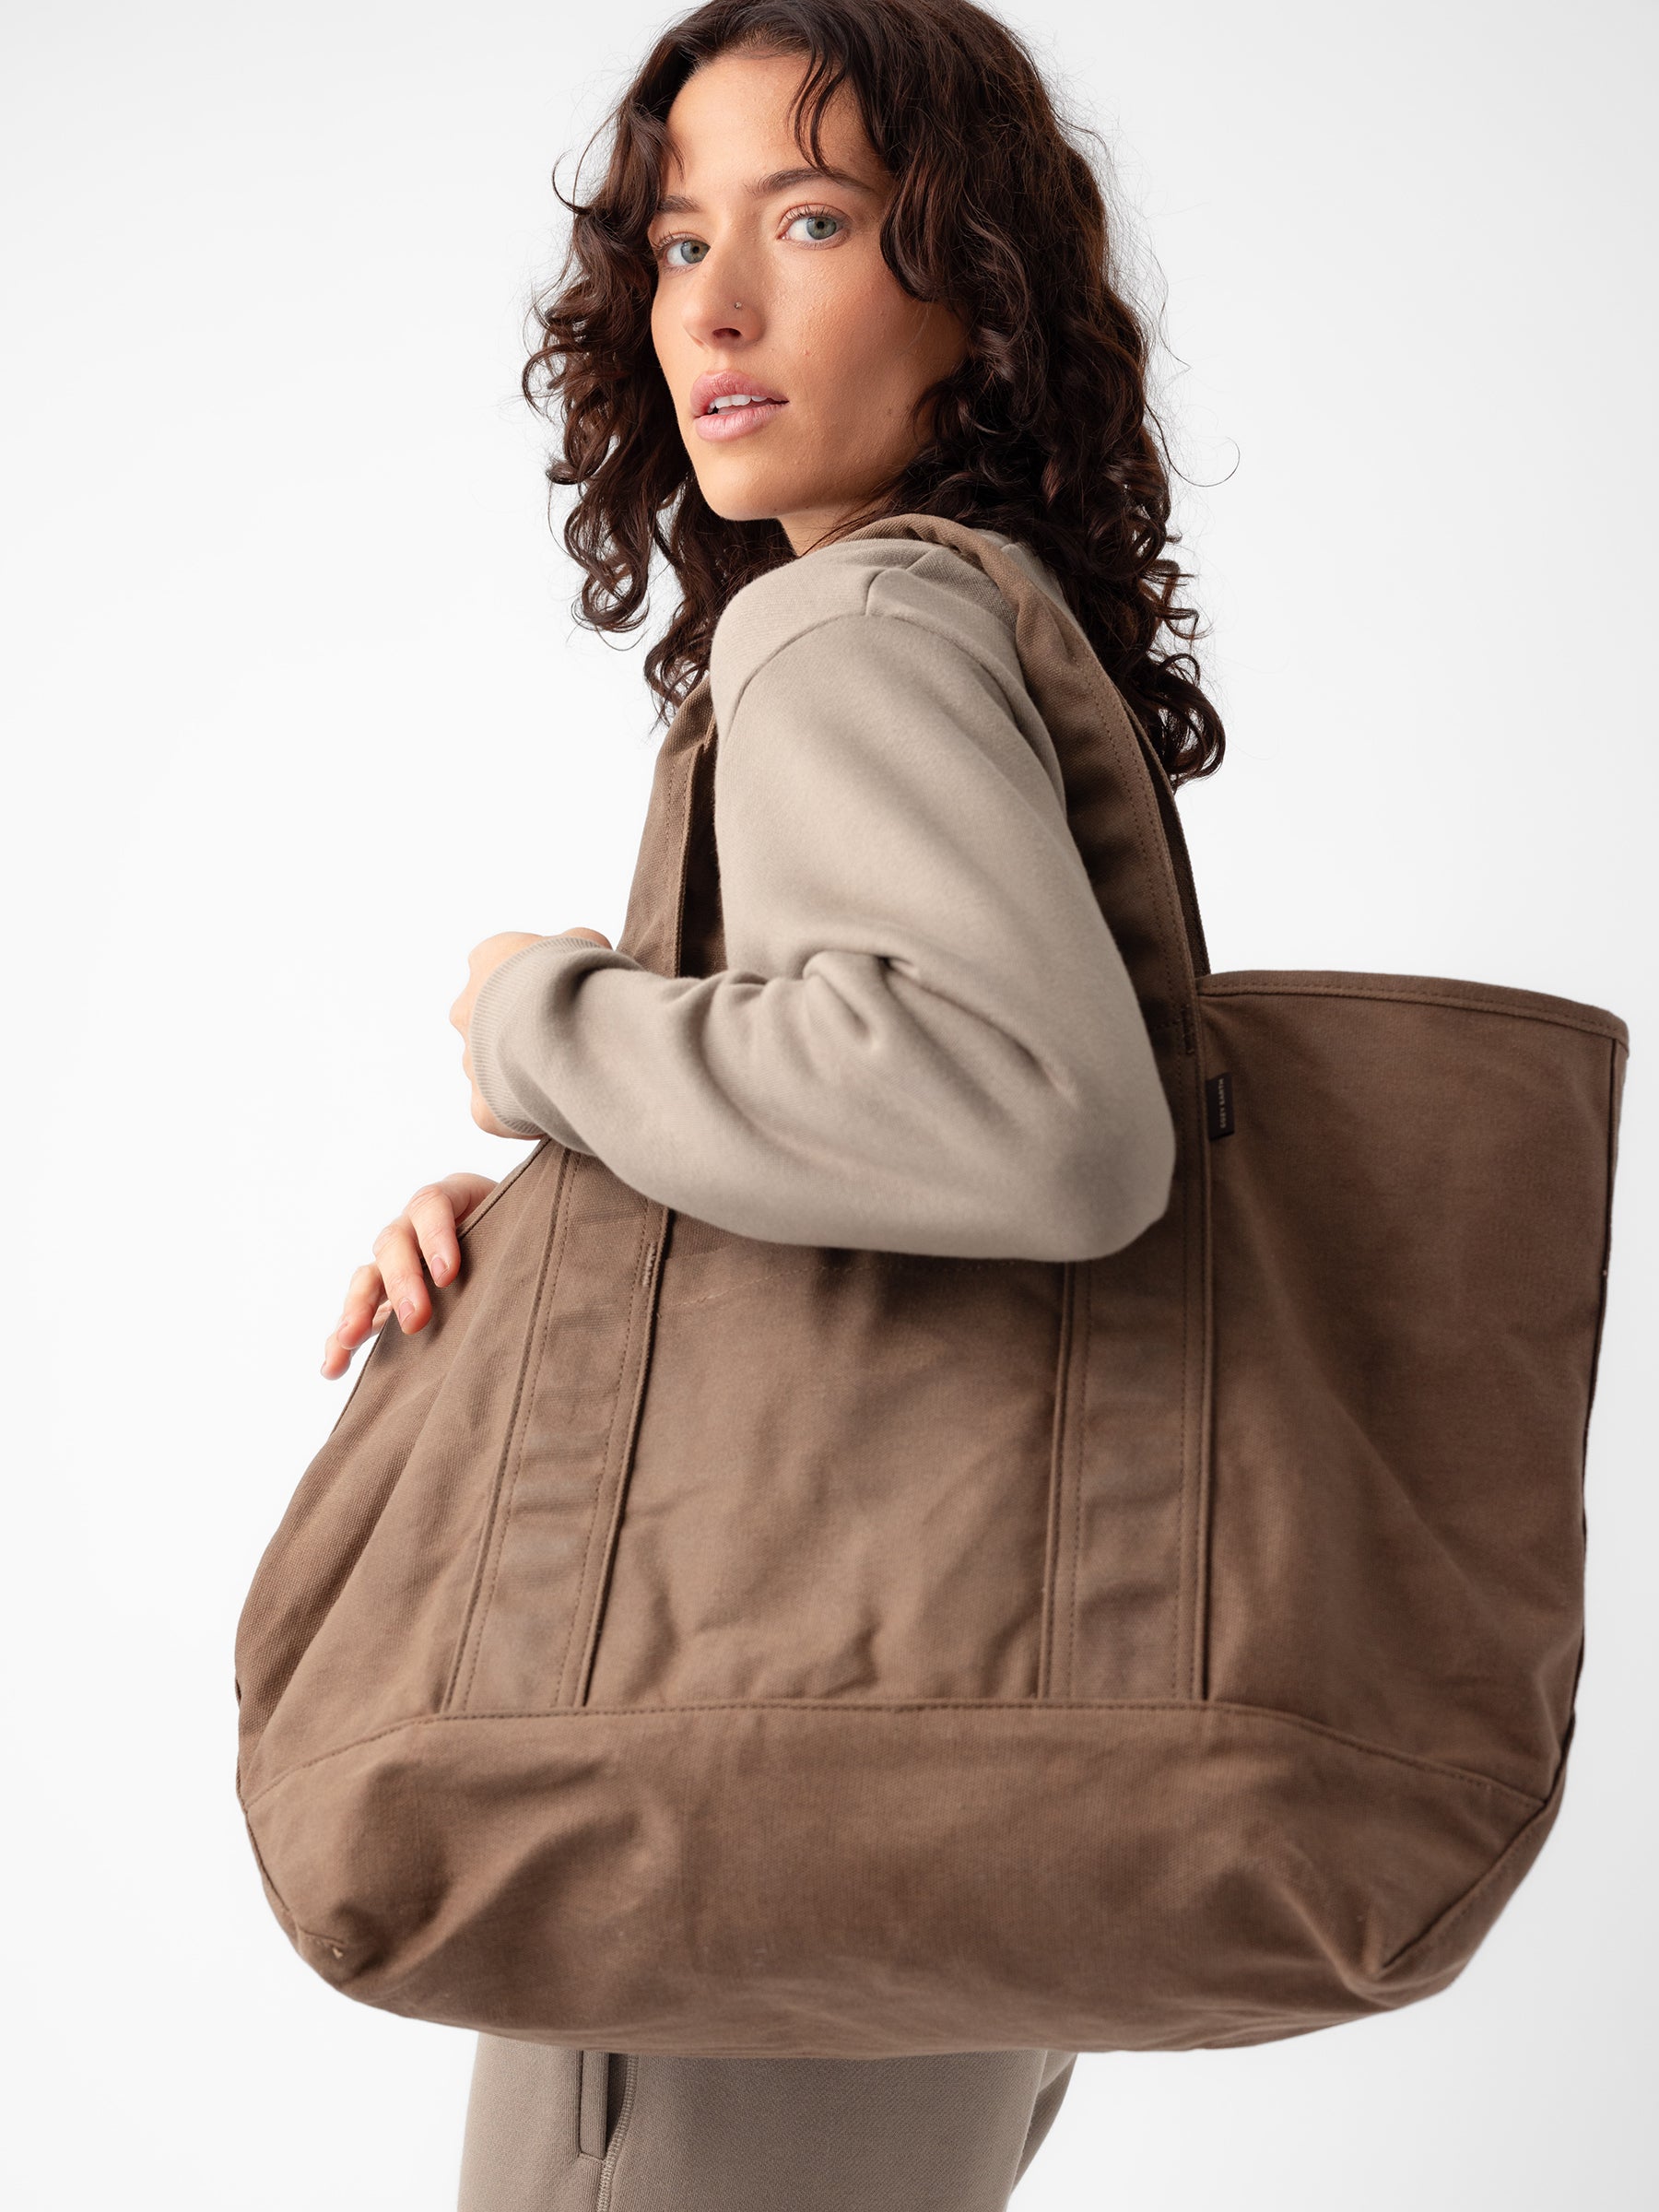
[{"x1": 467, "y1": 586, "x2": 1175, "y2": 1261}]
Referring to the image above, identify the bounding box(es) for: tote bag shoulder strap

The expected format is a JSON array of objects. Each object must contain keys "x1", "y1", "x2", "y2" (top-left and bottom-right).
[
  {"x1": 836, "y1": 511, "x2": 1207, "y2": 1053},
  {"x1": 623, "y1": 513, "x2": 1211, "y2": 1046},
  {"x1": 615, "y1": 676, "x2": 716, "y2": 977},
  {"x1": 1134, "y1": 707, "x2": 1211, "y2": 982}
]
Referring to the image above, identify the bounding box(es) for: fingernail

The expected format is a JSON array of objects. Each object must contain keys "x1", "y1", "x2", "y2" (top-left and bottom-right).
[
  {"x1": 398, "y1": 1299, "x2": 418, "y2": 1326},
  {"x1": 429, "y1": 1255, "x2": 449, "y2": 1284}
]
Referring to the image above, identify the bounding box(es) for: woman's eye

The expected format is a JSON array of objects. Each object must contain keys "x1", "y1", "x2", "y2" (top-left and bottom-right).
[
  {"x1": 652, "y1": 207, "x2": 843, "y2": 268},
  {"x1": 784, "y1": 207, "x2": 844, "y2": 244}
]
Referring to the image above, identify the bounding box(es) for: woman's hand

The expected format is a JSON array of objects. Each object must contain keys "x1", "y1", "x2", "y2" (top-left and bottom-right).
[
  {"x1": 320, "y1": 1172, "x2": 498, "y2": 1379},
  {"x1": 450, "y1": 927, "x2": 612, "y2": 1135}
]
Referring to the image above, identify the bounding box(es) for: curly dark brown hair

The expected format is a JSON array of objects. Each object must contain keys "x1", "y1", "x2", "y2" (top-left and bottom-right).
[{"x1": 523, "y1": 0, "x2": 1225, "y2": 789}]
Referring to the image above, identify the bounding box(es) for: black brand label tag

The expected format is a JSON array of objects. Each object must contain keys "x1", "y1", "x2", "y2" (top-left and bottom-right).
[{"x1": 1206, "y1": 1071, "x2": 1236, "y2": 1140}]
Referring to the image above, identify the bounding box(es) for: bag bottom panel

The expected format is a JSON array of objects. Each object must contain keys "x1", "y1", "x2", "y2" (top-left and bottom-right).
[{"x1": 241, "y1": 1698, "x2": 1559, "y2": 2057}]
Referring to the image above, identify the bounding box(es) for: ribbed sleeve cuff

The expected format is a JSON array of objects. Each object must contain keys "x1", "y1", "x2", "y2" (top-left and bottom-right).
[{"x1": 466, "y1": 934, "x2": 621, "y2": 1147}]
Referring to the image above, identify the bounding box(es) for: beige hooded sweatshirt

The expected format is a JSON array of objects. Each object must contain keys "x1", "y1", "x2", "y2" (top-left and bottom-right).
[{"x1": 466, "y1": 530, "x2": 1175, "y2": 1261}]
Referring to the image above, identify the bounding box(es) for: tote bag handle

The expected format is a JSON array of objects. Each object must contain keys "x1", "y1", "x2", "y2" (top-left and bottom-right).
[
  {"x1": 839, "y1": 513, "x2": 1212, "y2": 1049},
  {"x1": 1132, "y1": 709, "x2": 1212, "y2": 982}
]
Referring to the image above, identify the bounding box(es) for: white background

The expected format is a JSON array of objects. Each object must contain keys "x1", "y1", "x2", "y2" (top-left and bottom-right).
[{"x1": 5, "y1": 2, "x2": 1653, "y2": 2205}]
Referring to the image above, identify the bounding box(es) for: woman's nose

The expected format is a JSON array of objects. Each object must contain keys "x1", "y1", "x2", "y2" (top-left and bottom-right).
[{"x1": 677, "y1": 251, "x2": 762, "y2": 347}]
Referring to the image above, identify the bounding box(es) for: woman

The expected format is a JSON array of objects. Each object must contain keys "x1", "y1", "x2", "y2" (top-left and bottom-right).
[{"x1": 319, "y1": 2, "x2": 1225, "y2": 2204}]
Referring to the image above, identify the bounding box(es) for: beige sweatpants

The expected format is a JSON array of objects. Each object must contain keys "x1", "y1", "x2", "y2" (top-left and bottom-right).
[{"x1": 457, "y1": 2036, "x2": 1078, "y2": 2211}]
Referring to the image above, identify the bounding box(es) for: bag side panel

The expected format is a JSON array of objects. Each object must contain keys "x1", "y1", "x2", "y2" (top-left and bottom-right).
[{"x1": 1201, "y1": 987, "x2": 1618, "y2": 1800}]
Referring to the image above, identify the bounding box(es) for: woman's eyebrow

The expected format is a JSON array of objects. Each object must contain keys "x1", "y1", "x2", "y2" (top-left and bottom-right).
[{"x1": 653, "y1": 164, "x2": 880, "y2": 217}]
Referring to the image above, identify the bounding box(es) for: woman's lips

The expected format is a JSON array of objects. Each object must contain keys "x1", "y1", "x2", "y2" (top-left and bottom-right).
[{"x1": 693, "y1": 397, "x2": 789, "y2": 443}]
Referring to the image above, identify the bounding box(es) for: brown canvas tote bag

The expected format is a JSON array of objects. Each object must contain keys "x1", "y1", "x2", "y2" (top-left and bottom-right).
[{"x1": 234, "y1": 513, "x2": 1629, "y2": 2061}]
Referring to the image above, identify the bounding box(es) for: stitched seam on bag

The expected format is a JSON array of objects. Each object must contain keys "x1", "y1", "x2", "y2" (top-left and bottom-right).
[
  {"x1": 556, "y1": 1204, "x2": 651, "y2": 1705},
  {"x1": 1194, "y1": 1008, "x2": 1220, "y2": 1707},
  {"x1": 1053, "y1": 1265, "x2": 1073, "y2": 1699},
  {"x1": 241, "y1": 1809, "x2": 356, "y2": 1954},
  {"x1": 1376, "y1": 1757, "x2": 1566, "y2": 1976},
  {"x1": 292, "y1": 1917, "x2": 353, "y2": 1954},
  {"x1": 241, "y1": 1816, "x2": 298, "y2": 1930},
  {"x1": 241, "y1": 1698, "x2": 1545, "y2": 1815},
  {"x1": 1193, "y1": 1058, "x2": 1220, "y2": 1705},
  {"x1": 1378, "y1": 1807, "x2": 1542, "y2": 1976},
  {"x1": 442, "y1": 1148, "x2": 574, "y2": 1712},
  {"x1": 453, "y1": 1138, "x2": 549, "y2": 1241},
  {"x1": 1198, "y1": 978, "x2": 1624, "y2": 1040},
  {"x1": 1066, "y1": 1266, "x2": 1088, "y2": 1702}
]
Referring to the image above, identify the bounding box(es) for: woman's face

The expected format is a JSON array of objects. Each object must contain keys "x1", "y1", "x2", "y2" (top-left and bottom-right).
[{"x1": 648, "y1": 50, "x2": 967, "y2": 556}]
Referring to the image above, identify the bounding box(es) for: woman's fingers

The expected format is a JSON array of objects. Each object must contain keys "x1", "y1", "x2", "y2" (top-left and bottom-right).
[
  {"x1": 319, "y1": 1237, "x2": 413, "y2": 1380},
  {"x1": 320, "y1": 1172, "x2": 499, "y2": 1379},
  {"x1": 404, "y1": 1173, "x2": 493, "y2": 1292},
  {"x1": 371, "y1": 1216, "x2": 433, "y2": 1335},
  {"x1": 321, "y1": 1263, "x2": 388, "y2": 1379}
]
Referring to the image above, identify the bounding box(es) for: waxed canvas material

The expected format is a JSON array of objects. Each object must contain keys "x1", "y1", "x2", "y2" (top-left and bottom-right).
[{"x1": 234, "y1": 514, "x2": 1628, "y2": 2059}]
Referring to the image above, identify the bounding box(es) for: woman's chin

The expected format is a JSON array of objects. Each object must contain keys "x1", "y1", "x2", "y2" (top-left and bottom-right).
[{"x1": 694, "y1": 470, "x2": 812, "y2": 526}]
